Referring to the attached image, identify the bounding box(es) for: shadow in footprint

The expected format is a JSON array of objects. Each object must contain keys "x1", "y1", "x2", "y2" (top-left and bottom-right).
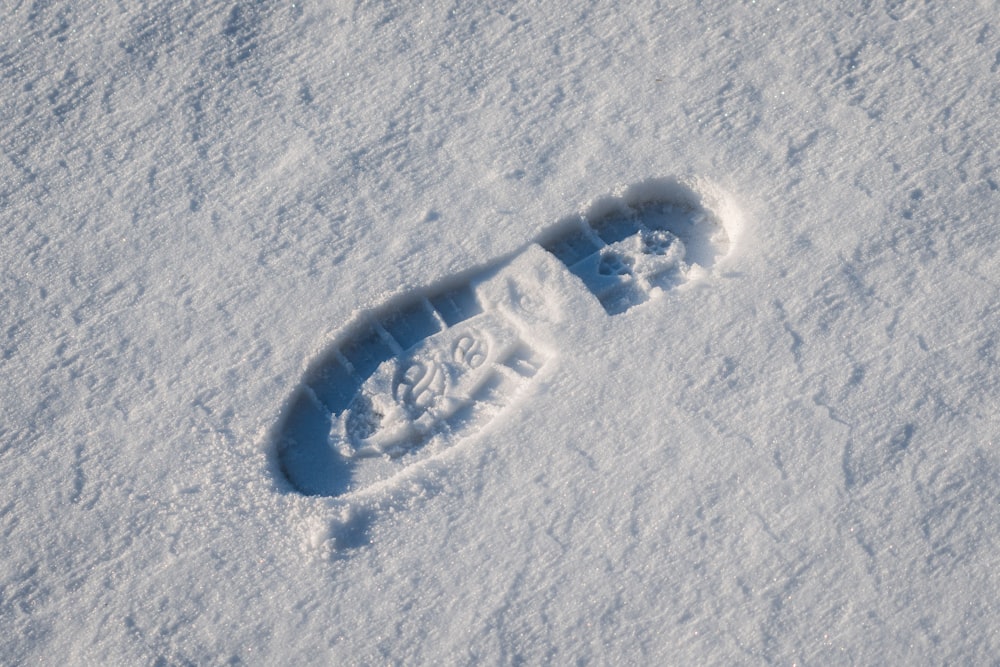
[
  {"x1": 278, "y1": 390, "x2": 354, "y2": 496},
  {"x1": 275, "y1": 283, "x2": 493, "y2": 497},
  {"x1": 273, "y1": 176, "x2": 735, "y2": 498},
  {"x1": 541, "y1": 176, "x2": 729, "y2": 314}
]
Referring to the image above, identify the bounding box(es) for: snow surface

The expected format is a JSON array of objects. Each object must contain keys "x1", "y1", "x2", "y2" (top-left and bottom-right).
[{"x1": 2, "y1": 0, "x2": 1000, "y2": 664}]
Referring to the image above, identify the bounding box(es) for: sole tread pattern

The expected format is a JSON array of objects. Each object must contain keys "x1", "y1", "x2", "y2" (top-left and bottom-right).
[{"x1": 273, "y1": 177, "x2": 734, "y2": 498}]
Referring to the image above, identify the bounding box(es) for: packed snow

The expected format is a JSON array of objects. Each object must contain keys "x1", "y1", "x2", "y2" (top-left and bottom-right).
[{"x1": 2, "y1": 0, "x2": 999, "y2": 663}]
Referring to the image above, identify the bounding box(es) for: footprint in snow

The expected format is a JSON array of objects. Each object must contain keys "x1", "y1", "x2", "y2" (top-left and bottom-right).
[{"x1": 272, "y1": 176, "x2": 737, "y2": 498}]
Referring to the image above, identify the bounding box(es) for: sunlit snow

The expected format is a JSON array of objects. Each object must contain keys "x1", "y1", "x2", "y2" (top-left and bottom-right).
[{"x1": 2, "y1": 1, "x2": 999, "y2": 663}]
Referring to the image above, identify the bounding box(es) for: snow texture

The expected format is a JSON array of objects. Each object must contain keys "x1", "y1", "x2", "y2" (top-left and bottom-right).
[{"x1": 2, "y1": 0, "x2": 1000, "y2": 664}]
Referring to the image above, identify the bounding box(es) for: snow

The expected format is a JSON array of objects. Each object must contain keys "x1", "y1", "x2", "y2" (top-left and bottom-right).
[{"x1": 2, "y1": 0, "x2": 999, "y2": 663}]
